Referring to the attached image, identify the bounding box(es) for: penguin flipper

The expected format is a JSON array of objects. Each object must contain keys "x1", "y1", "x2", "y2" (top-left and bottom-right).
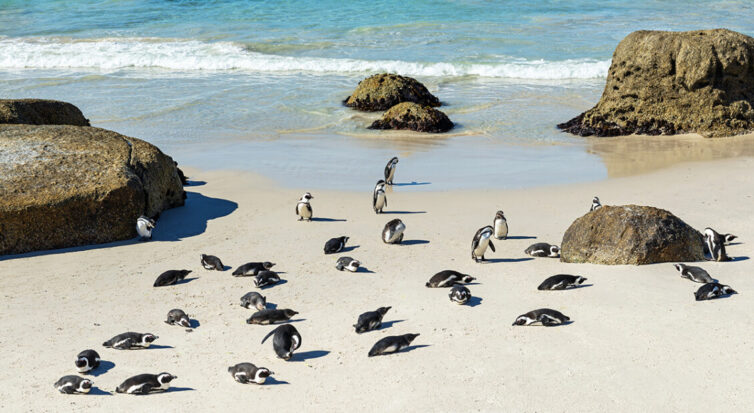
[
  {"x1": 260, "y1": 329, "x2": 276, "y2": 344},
  {"x1": 489, "y1": 241, "x2": 496, "y2": 252}
]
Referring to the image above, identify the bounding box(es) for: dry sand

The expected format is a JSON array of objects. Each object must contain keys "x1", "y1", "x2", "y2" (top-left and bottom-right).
[{"x1": 1, "y1": 157, "x2": 753, "y2": 412}]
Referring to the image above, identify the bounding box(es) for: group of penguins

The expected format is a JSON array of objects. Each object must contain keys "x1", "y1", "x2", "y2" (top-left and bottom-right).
[{"x1": 54, "y1": 158, "x2": 741, "y2": 395}]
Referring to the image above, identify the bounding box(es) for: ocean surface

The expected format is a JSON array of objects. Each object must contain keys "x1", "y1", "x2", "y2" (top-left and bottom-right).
[{"x1": 2, "y1": 0, "x2": 754, "y2": 190}]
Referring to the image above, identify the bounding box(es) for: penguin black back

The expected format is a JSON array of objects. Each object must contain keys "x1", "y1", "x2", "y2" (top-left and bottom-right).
[
  {"x1": 153, "y1": 270, "x2": 192, "y2": 287},
  {"x1": 261, "y1": 324, "x2": 301, "y2": 360}
]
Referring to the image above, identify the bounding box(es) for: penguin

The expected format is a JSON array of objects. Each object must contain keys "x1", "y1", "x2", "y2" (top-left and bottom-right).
[
  {"x1": 353, "y1": 307, "x2": 391, "y2": 333},
  {"x1": 373, "y1": 180, "x2": 387, "y2": 213},
  {"x1": 723, "y1": 233, "x2": 737, "y2": 245},
  {"x1": 694, "y1": 282, "x2": 737, "y2": 301},
  {"x1": 102, "y1": 332, "x2": 158, "y2": 350},
  {"x1": 493, "y1": 210, "x2": 508, "y2": 240},
  {"x1": 704, "y1": 228, "x2": 731, "y2": 262},
  {"x1": 368, "y1": 333, "x2": 419, "y2": 357},
  {"x1": 240, "y1": 292, "x2": 267, "y2": 311},
  {"x1": 115, "y1": 373, "x2": 176, "y2": 395},
  {"x1": 471, "y1": 225, "x2": 495, "y2": 262},
  {"x1": 537, "y1": 274, "x2": 587, "y2": 290},
  {"x1": 136, "y1": 216, "x2": 156, "y2": 240},
  {"x1": 228, "y1": 363, "x2": 273, "y2": 385},
  {"x1": 233, "y1": 261, "x2": 275, "y2": 277},
  {"x1": 384, "y1": 156, "x2": 399, "y2": 185},
  {"x1": 54, "y1": 375, "x2": 93, "y2": 394},
  {"x1": 164, "y1": 309, "x2": 191, "y2": 328},
  {"x1": 200, "y1": 254, "x2": 224, "y2": 271},
  {"x1": 246, "y1": 309, "x2": 299, "y2": 325},
  {"x1": 75, "y1": 349, "x2": 100, "y2": 373},
  {"x1": 512, "y1": 309, "x2": 570, "y2": 326},
  {"x1": 153, "y1": 269, "x2": 192, "y2": 287},
  {"x1": 449, "y1": 285, "x2": 471, "y2": 305},
  {"x1": 525, "y1": 242, "x2": 560, "y2": 258},
  {"x1": 296, "y1": 192, "x2": 314, "y2": 221},
  {"x1": 590, "y1": 196, "x2": 602, "y2": 212},
  {"x1": 335, "y1": 256, "x2": 361, "y2": 272},
  {"x1": 261, "y1": 324, "x2": 301, "y2": 361},
  {"x1": 425, "y1": 270, "x2": 475, "y2": 288},
  {"x1": 382, "y1": 219, "x2": 405, "y2": 244},
  {"x1": 673, "y1": 264, "x2": 714, "y2": 284},
  {"x1": 324, "y1": 236, "x2": 349, "y2": 254},
  {"x1": 253, "y1": 270, "x2": 281, "y2": 288}
]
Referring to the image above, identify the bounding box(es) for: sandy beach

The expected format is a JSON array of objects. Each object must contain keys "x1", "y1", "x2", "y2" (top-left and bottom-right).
[{"x1": 1, "y1": 156, "x2": 752, "y2": 412}]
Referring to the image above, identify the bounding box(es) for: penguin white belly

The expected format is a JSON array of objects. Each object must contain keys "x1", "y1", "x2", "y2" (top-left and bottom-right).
[
  {"x1": 375, "y1": 193, "x2": 386, "y2": 210},
  {"x1": 136, "y1": 221, "x2": 152, "y2": 238},
  {"x1": 494, "y1": 220, "x2": 508, "y2": 239},
  {"x1": 474, "y1": 238, "x2": 490, "y2": 257},
  {"x1": 387, "y1": 168, "x2": 396, "y2": 183},
  {"x1": 297, "y1": 203, "x2": 311, "y2": 219},
  {"x1": 158, "y1": 382, "x2": 171, "y2": 391},
  {"x1": 127, "y1": 383, "x2": 148, "y2": 394}
]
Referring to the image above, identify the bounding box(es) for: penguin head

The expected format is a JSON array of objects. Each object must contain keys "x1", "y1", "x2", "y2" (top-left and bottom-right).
[
  {"x1": 284, "y1": 309, "x2": 299, "y2": 317},
  {"x1": 300, "y1": 192, "x2": 313, "y2": 202},
  {"x1": 390, "y1": 157, "x2": 399, "y2": 166},
  {"x1": 281, "y1": 352, "x2": 292, "y2": 360},
  {"x1": 75, "y1": 358, "x2": 88, "y2": 369},
  {"x1": 495, "y1": 210, "x2": 505, "y2": 220},
  {"x1": 142, "y1": 334, "x2": 158, "y2": 344},
  {"x1": 375, "y1": 180, "x2": 386, "y2": 190},
  {"x1": 575, "y1": 276, "x2": 587, "y2": 285},
  {"x1": 377, "y1": 306, "x2": 392, "y2": 315},
  {"x1": 512, "y1": 316, "x2": 529, "y2": 326},
  {"x1": 723, "y1": 286, "x2": 738, "y2": 295},
  {"x1": 404, "y1": 333, "x2": 419, "y2": 343},
  {"x1": 461, "y1": 275, "x2": 476, "y2": 283},
  {"x1": 157, "y1": 373, "x2": 176, "y2": 385},
  {"x1": 673, "y1": 263, "x2": 685, "y2": 272},
  {"x1": 342, "y1": 236, "x2": 350, "y2": 243},
  {"x1": 724, "y1": 234, "x2": 737, "y2": 243},
  {"x1": 263, "y1": 262, "x2": 275, "y2": 269},
  {"x1": 549, "y1": 245, "x2": 561, "y2": 256},
  {"x1": 79, "y1": 380, "x2": 93, "y2": 392}
]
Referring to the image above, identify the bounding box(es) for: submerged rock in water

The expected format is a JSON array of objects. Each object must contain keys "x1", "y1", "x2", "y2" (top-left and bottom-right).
[
  {"x1": 560, "y1": 205, "x2": 705, "y2": 265},
  {"x1": 344, "y1": 73, "x2": 440, "y2": 111},
  {"x1": 558, "y1": 29, "x2": 754, "y2": 137},
  {"x1": 369, "y1": 102, "x2": 453, "y2": 133},
  {"x1": 0, "y1": 99, "x2": 90, "y2": 126}
]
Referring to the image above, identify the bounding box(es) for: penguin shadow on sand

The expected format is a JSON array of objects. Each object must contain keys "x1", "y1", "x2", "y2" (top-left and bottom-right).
[
  {"x1": 290, "y1": 350, "x2": 330, "y2": 362},
  {"x1": 310, "y1": 217, "x2": 348, "y2": 222},
  {"x1": 259, "y1": 279, "x2": 288, "y2": 289},
  {"x1": 166, "y1": 387, "x2": 196, "y2": 393},
  {"x1": 185, "y1": 180, "x2": 206, "y2": 186},
  {"x1": 87, "y1": 387, "x2": 113, "y2": 396},
  {"x1": 141, "y1": 344, "x2": 175, "y2": 350},
  {"x1": 389, "y1": 182, "x2": 431, "y2": 187},
  {"x1": 482, "y1": 257, "x2": 533, "y2": 264},
  {"x1": 264, "y1": 377, "x2": 290, "y2": 385},
  {"x1": 466, "y1": 296, "x2": 483, "y2": 307},
  {"x1": 341, "y1": 245, "x2": 360, "y2": 253},
  {"x1": 382, "y1": 210, "x2": 427, "y2": 215},
  {"x1": 174, "y1": 277, "x2": 199, "y2": 286},
  {"x1": 189, "y1": 319, "x2": 201, "y2": 329},
  {"x1": 379, "y1": 319, "x2": 405, "y2": 330},
  {"x1": 400, "y1": 344, "x2": 431, "y2": 354},
  {"x1": 152, "y1": 191, "x2": 238, "y2": 242},
  {"x1": 505, "y1": 235, "x2": 537, "y2": 240},
  {"x1": 398, "y1": 239, "x2": 430, "y2": 246},
  {"x1": 355, "y1": 266, "x2": 375, "y2": 274},
  {"x1": 88, "y1": 360, "x2": 116, "y2": 377}
]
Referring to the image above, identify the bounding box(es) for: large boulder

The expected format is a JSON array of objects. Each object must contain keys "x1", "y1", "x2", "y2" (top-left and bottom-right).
[
  {"x1": 0, "y1": 99, "x2": 90, "y2": 126},
  {"x1": 344, "y1": 73, "x2": 440, "y2": 111},
  {"x1": 560, "y1": 205, "x2": 705, "y2": 265},
  {"x1": 369, "y1": 102, "x2": 453, "y2": 133},
  {"x1": 0, "y1": 124, "x2": 185, "y2": 255},
  {"x1": 558, "y1": 29, "x2": 754, "y2": 137}
]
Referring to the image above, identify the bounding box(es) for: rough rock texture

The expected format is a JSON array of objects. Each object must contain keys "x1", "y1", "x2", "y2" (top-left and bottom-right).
[
  {"x1": 558, "y1": 29, "x2": 754, "y2": 137},
  {"x1": 344, "y1": 73, "x2": 440, "y2": 111},
  {"x1": 560, "y1": 205, "x2": 705, "y2": 265},
  {"x1": 0, "y1": 99, "x2": 90, "y2": 126},
  {"x1": 0, "y1": 125, "x2": 185, "y2": 255},
  {"x1": 369, "y1": 102, "x2": 453, "y2": 133}
]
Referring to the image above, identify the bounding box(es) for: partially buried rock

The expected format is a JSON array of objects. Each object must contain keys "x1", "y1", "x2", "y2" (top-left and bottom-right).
[
  {"x1": 0, "y1": 99, "x2": 90, "y2": 126},
  {"x1": 369, "y1": 102, "x2": 453, "y2": 133},
  {"x1": 560, "y1": 205, "x2": 705, "y2": 265},
  {"x1": 344, "y1": 73, "x2": 440, "y2": 111}
]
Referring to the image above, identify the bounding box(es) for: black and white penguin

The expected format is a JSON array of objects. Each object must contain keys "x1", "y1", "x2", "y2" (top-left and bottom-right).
[
  {"x1": 335, "y1": 256, "x2": 361, "y2": 272},
  {"x1": 240, "y1": 292, "x2": 267, "y2": 311},
  {"x1": 102, "y1": 332, "x2": 158, "y2": 350},
  {"x1": 246, "y1": 309, "x2": 299, "y2": 325},
  {"x1": 373, "y1": 180, "x2": 387, "y2": 213},
  {"x1": 296, "y1": 192, "x2": 314, "y2": 221},
  {"x1": 537, "y1": 274, "x2": 587, "y2": 290},
  {"x1": 136, "y1": 215, "x2": 156, "y2": 240},
  {"x1": 694, "y1": 282, "x2": 737, "y2": 301},
  {"x1": 115, "y1": 373, "x2": 176, "y2": 394},
  {"x1": 471, "y1": 225, "x2": 495, "y2": 262},
  {"x1": 425, "y1": 270, "x2": 475, "y2": 288},
  {"x1": 54, "y1": 375, "x2": 93, "y2": 394},
  {"x1": 590, "y1": 196, "x2": 602, "y2": 212},
  {"x1": 153, "y1": 269, "x2": 192, "y2": 287},
  {"x1": 353, "y1": 307, "x2": 391, "y2": 333},
  {"x1": 723, "y1": 233, "x2": 738, "y2": 245},
  {"x1": 525, "y1": 242, "x2": 560, "y2": 258},
  {"x1": 200, "y1": 254, "x2": 224, "y2": 271},
  {"x1": 449, "y1": 284, "x2": 471, "y2": 305},
  {"x1": 75, "y1": 349, "x2": 100, "y2": 373},
  {"x1": 704, "y1": 228, "x2": 731, "y2": 262},
  {"x1": 512, "y1": 308, "x2": 570, "y2": 326},
  {"x1": 673, "y1": 264, "x2": 714, "y2": 284},
  {"x1": 233, "y1": 261, "x2": 275, "y2": 277},
  {"x1": 368, "y1": 333, "x2": 419, "y2": 357},
  {"x1": 384, "y1": 156, "x2": 399, "y2": 185},
  {"x1": 253, "y1": 270, "x2": 281, "y2": 288},
  {"x1": 382, "y1": 219, "x2": 405, "y2": 244},
  {"x1": 228, "y1": 363, "x2": 273, "y2": 385},
  {"x1": 324, "y1": 236, "x2": 349, "y2": 254},
  {"x1": 261, "y1": 324, "x2": 301, "y2": 361},
  {"x1": 164, "y1": 309, "x2": 191, "y2": 328},
  {"x1": 493, "y1": 210, "x2": 508, "y2": 240}
]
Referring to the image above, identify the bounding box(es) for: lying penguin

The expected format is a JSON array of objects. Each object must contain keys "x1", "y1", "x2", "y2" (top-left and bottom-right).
[
  {"x1": 512, "y1": 309, "x2": 570, "y2": 326},
  {"x1": 368, "y1": 333, "x2": 420, "y2": 357},
  {"x1": 353, "y1": 307, "x2": 391, "y2": 333},
  {"x1": 228, "y1": 363, "x2": 273, "y2": 385}
]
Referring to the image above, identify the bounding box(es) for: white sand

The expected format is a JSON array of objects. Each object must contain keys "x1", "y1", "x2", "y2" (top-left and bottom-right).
[{"x1": 1, "y1": 157, "x2": 753, "y2": 412}]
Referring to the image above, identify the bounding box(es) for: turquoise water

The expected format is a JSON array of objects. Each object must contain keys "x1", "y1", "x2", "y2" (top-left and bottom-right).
[{"x1": 1, "y1": 1, "x2": 753, "y2": 189}]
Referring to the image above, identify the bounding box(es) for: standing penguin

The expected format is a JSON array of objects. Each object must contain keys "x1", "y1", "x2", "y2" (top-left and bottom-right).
[
  {"x1": 695, "y1": 282, "x2": 737, "y2": 301},
  {"x1": 324, "y1": 236, "x2": 349, "y2": 254},
  {"x1": 368, "y1": 333, "x2": 419, "y2": 357},
  {"x1": 200, "y1": 254, "x2": 224, "y2": 271},
  {"x1": 590, "y1": 196, "x2": 602, "y2": 212},
  {"x1": 384, "y1": 156, "x2": 399, "y2": 185},
  {"x1": 261, "y1": 324, "x2": 301, "y2": 361},
  {"x1": 164, "y1": 309, "x2": 191, "y2": 328},
  {"x1": 75, "y1": 349, "x2": 100, "y2": 373},
  {"x1": 373, "y1": 180, "x2": 387, "y2": 213},
  {"x1": 353, "y1": 307, "x2": 391, "y2": 333},
  {"x1": 153, "y1": 270, "x2": 192, "y2": 287},
  {"x1": 136, "y1": 216, "x2": 156, "y2": 240},
  {"x1": 382, "y1": 219, "x2": 405, "y2": 244},
  {"x1": 673, "y1": 264, "x2": 714, "y2": 284},
  {"x1": 296, "y1": 192, "x2": 314, "y2": 221},
  {"x1": 512, "y1": 309, "x2": 570, "y2": 326},
  {"x1": 525, "y1": 243, "x2": 560, "y2": 258},
  {"x1": 704, "y1": 228, "x2": 731, "y2": 262},
  {"x1": 493, "y1": 211, "x2": 508, "y2": 240},
  {"x1": 240, "y1": 292, "x2": 267, "y2": 311},
  {"x1": 54, "y1": 376, "x2": 93, "y2": 394},
  {"x1": 228, "y1": 363, "x2": 274, "y2": 385},
  {"x1": 449, "y1": 285, "x2": 471, "y2": 305},
  {"x1": 115, "y1": 373, "x2": 176, "y2": 394},
  {"x1": 471, "y1": 226, "x2": 495, "y2": 262}
]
